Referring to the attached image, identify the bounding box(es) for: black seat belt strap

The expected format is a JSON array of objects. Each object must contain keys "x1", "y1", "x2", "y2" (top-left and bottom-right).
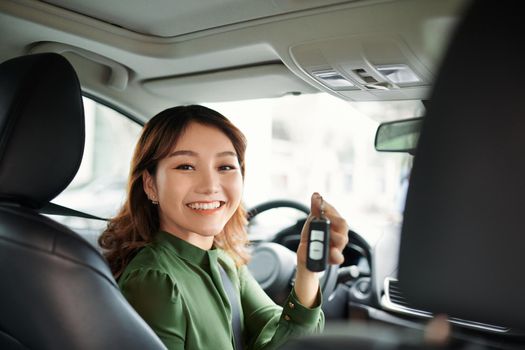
[
  {"x1": 40, "y1": 202, "x2": 108, "y2": 221},
  {"x1": 218, "y1": 264, "x2": 244, "y2": 350}
]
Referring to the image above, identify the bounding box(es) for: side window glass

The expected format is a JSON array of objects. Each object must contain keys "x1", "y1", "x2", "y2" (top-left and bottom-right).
[{"x1": 51, "y1": 97, "x2": 142, "y2": 239}]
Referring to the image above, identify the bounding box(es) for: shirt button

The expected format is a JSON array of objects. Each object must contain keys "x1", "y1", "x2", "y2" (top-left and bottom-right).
[
  {"x1": 288, "y1": 302, "x2": 295, "y2": 309},
  {"x1": 284, "y1": 314, "x2": 291, "y2": 321}
]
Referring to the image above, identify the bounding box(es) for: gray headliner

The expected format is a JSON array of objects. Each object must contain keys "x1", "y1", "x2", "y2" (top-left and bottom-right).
[
  {"x1": 0, "y1": 0, "x2": 468, "y2": 121},
  {"x1": 41, "y1": 0, "x2": 362, "y2": 37}
]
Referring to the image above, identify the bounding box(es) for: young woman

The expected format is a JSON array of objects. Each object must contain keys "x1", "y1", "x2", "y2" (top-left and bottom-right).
[{"x1": 99, "y1": 105, "x2": 348, "y2": 350}]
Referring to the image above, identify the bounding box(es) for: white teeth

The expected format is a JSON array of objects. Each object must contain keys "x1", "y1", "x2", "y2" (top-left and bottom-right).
[{"x1": 187, "y1": 201, "x2": 222, "y2": 210}]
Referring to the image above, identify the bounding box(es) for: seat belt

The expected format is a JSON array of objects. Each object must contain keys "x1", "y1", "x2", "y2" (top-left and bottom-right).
[
  {"x1": 40, "y1": 202, "x2": 108, "y2": 221},
  {"x1": 218, "y1": 264, "x2": 244, "y2": 350}
]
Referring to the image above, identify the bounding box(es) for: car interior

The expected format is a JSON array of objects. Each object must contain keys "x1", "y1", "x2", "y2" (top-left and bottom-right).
[{"x1": 1, "y1": 0, "x2": 524, "y2": 349}]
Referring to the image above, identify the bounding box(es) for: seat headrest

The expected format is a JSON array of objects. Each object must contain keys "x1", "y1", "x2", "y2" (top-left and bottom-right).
[
  {"x1": 0, "y1": 53, "x2": 85, "y2": 209},
  {"x1": 399, "y1": 1, "x2": 525, "y2": 330}
]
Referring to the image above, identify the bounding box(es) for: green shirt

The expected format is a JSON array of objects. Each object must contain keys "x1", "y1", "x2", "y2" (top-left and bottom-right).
[{"x1": 118, "y1": 231, "x2": 324, "y2": 350}]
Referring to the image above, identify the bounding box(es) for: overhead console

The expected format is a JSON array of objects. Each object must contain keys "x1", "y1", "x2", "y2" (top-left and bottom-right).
[{"x1": 289, "y1": 35, "x2": 434, "y2": 101}]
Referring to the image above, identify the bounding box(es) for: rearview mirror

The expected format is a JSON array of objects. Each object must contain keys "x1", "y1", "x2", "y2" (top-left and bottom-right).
[{"x1": 374, "y1": 117, "x2": 423, "y2": 154}]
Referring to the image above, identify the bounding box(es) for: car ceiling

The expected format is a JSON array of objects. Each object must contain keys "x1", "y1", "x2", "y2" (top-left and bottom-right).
[
  {"x1": 40, "y1": 0, "x2": 359, "y2": 37},
  {"x1": 0, "y1": 0, "x2": 468, "y2": 122}
]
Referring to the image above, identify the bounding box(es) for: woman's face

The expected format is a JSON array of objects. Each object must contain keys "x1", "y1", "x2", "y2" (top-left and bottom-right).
[{"x1": 143, "y1": 122, "x2": 243, "y2": 249}]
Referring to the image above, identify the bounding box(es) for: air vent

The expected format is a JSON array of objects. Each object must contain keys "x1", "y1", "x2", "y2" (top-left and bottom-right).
[
  {"x1": 381, "y1": 278, "x2": 510, "y2": 334},
  {"x1": 382, "y1": 278, "x2": 432, "y2": 317},
  {"x1": 387, "y1": 279, "x2": 414, "y2": 309}
]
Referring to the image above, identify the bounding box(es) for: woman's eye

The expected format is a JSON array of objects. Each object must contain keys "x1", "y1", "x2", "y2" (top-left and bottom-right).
[
  {"x1": 219, "y1": 165, "x2": 236, "y2": 171},
  {"x1": 176, "y1": 164, "x2": 194, "y2": 170}
]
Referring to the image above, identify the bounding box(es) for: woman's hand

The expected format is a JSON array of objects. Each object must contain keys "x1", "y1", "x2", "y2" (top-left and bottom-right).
[
  {"x1": 293, "y1": 192, "x2": 349, "y2": 307},
  {"x1": 297, "y1": 192, "x2": 349, "y2": 267}
]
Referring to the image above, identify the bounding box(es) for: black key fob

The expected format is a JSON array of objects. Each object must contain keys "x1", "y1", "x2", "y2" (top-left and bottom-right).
[{"x1": 306, "y1": 217, "x2": 330, "y2": 272}]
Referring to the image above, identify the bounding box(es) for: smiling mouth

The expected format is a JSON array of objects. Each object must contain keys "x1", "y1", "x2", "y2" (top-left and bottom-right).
[{"x1": 186, "y1": 201, "x2": 225, "y2": 211}]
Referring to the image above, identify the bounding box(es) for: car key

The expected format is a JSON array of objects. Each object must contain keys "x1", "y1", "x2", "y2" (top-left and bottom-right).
[{"x1": 306, "y1": 197, "x2": 330, "y2": 272}]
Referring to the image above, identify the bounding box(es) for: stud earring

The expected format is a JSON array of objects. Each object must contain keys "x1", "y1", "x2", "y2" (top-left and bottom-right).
[{"x1": 148, "y1": 195, "x2": 159, "y2": 205}]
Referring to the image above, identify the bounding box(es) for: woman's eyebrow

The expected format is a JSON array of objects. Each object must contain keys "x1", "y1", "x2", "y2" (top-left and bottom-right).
[
  {"x1": 217, "y1": 151, "x2": 237, "y2": 158},
  {"x1": 168, "y1": 150, "x2": 237, "y2": 158},
  {"x1": 168, "y1": 150, "x2": 197, "y2": 157}
]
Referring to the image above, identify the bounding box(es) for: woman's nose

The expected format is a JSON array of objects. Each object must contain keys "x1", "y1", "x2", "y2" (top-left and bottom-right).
[{"x1": 195, "y1": 168, "x2": 220, "y2": 194}]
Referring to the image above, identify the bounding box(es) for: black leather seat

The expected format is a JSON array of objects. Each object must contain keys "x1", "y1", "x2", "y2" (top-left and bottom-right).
[{"x1": 0, "y1": 53, "x2": 165, "y2": 349}]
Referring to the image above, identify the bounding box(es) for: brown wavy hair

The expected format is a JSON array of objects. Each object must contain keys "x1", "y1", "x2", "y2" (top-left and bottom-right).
[{"x1": 99, "y1": 105, "x2": 250, "y2": 278}]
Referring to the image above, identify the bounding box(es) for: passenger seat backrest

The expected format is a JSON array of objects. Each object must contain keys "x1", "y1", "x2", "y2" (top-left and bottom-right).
[{"x1": 399, "y1": 0, "x2": 525, "y2": 330}]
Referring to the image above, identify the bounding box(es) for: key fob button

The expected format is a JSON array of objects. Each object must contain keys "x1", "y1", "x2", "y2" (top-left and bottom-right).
[
  {"x1": 309, "y1": 242, "x2": 324, "y2": 260},
  {"x1": 310, "y1": 229, "x2": 324, "y2": 241}
]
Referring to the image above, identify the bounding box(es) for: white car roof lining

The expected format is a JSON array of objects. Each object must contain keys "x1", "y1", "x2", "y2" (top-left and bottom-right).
[{"x1": 0, "y1": 0, "x2": 468, "y2": 120}]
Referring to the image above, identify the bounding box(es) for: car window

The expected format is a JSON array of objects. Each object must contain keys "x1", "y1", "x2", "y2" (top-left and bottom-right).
[{"x1": 50, "y1": 97, "x2": 142, "y2": 235}]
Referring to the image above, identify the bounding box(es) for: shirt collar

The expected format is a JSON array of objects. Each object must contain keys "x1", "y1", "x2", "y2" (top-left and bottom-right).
[{"x1": 155, "y1": 230, "x2": 218, "y2": 267}]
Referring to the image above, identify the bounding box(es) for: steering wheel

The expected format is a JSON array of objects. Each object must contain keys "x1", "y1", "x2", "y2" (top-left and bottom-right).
[{"x1": 246, "y1": 200, "x2": 339, "y2": 306}]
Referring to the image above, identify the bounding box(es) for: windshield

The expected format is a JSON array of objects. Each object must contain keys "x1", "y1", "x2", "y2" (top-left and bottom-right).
[
  {"x1": 207, "y1": 94, "x2": 418, "y2": 240},
  {"x1": 52, "y1": 93, "x2": 419, "y2": 241}
]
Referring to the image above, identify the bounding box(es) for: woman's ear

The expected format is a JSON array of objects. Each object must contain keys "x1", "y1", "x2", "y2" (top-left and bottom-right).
[{"x1": 142, "y1": 170, "x2": 158, "y2": 202}]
